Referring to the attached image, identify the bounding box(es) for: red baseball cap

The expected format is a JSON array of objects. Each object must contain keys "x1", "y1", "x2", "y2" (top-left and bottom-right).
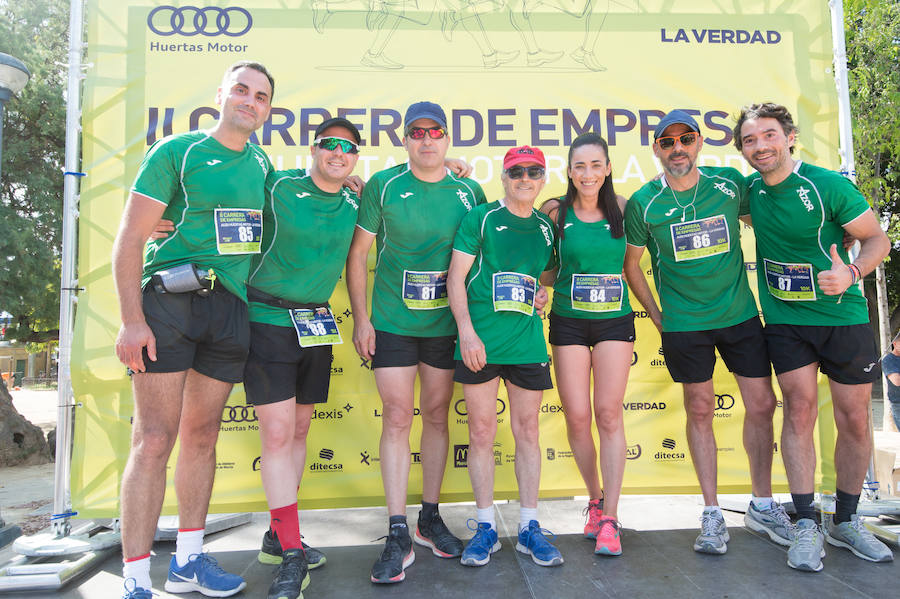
[{"x1": 503, "y1": 145, "x2": 545, "y2": 169}]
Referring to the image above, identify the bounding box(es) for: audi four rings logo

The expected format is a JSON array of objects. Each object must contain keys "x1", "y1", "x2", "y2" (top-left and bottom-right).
[
  {"x1": 147, "y1": 6, "x2": 253, "y2": 37},
  {"x1": 715, "y1": 394, "x2": 735, "y2": 410},
  {"x1": 221, "y1": 404, "x2": 257, "y2": 423}
]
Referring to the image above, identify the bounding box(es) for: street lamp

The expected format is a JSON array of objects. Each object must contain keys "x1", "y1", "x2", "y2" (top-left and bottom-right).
[
  {"x1": 0, "y1": 52, "x2": 31, "y2": 182},
  {"x1": 0, "y1": 51, "x2": 29, "y2": 548}
]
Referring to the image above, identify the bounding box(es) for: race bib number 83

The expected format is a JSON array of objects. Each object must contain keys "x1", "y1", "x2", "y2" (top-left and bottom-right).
[{"x1": 492, "y1": 272, "x2": 536, "y2": 315}]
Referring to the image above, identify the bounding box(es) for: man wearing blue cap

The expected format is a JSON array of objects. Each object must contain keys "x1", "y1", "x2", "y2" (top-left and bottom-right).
[
  {"x1": 623, "y1": 110, "x2": 784, "y2": 555},
  {"x1": 346, "y1": 101, "x2": 487, "y2": 583}
]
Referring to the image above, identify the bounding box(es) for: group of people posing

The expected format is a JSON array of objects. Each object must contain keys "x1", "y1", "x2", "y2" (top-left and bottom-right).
[{"x1": 112, "y1": 61, "x2": 893, "y2": 599}]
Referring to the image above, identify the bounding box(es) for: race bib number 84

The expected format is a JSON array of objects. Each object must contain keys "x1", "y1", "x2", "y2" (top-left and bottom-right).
[
  {"x1": 571, "y1": 273, "x2": 623, "y2": 312},
  {"x1": 492, "y1": 272, "x2": 536, "y2": 315}
]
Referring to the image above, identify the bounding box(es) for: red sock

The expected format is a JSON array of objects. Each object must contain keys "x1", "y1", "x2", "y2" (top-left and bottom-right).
[{"x1": 270, "y1": 503, "x2": 301, "y2": 551}]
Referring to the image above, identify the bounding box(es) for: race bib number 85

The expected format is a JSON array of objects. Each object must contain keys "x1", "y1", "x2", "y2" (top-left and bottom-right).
[{"x1": 214, "y1": 208, "x2": 262, "y2": 254}]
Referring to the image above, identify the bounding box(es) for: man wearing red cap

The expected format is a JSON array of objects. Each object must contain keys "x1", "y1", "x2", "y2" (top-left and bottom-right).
[
  {"x1": 346, "y1": 101, "x2": 487, "y2": 583},
  {"x1": 448, "y1": 145, "x2": 563, "y2": 568}
]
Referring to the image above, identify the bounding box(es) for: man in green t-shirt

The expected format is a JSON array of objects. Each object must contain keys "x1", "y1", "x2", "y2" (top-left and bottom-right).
[
  {"x1": 112, "y1": 61, "x2": 274, "y2": 599},
  {"x1": 624, "y1": 110, "x2": 783, "y2": 556},
  {"x1": 735, "y1": 103, "x2": 893, "y2": 571},
  {"x1": 345, "y1": 101, "x2": 487, "y2": 584}
]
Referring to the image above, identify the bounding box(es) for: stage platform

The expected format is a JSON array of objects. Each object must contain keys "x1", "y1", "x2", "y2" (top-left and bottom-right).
[{"x1": 6, "y1": 496, "x2": 899, "y2": 598}]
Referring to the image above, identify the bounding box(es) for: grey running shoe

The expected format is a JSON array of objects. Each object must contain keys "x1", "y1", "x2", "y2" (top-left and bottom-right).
[
  {"x1": 787, "y1": 518, "x2": 825, "y2": 572},
  {"x1": 744, "y1": 501, "x2": 793, "y2": 547},
  {"x1": 693, "y1": 508, "x2": 729, "y2": 554},
  {"x1": 826, "y1": 515, "x2": 894, "y2": 563}
]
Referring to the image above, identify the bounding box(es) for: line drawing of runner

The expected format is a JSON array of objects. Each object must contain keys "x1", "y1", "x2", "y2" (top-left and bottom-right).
[{"x1": 309, "y1": 0, "x2": 632, "y2": 71}]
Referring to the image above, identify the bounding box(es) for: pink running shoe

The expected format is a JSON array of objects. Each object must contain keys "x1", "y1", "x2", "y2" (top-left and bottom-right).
[
  {"x1": 594, "y1": 516, "x2": 622, "y2": 556},
  {"x1": 583, "y1": 498, "x2": 604, "y2": 539}
]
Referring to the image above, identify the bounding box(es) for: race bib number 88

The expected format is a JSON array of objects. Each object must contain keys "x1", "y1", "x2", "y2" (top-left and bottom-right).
[
  {"x1": 492, "y1": 272, "x2": 536, "y2": 315},
  {"x1": 290, "y1": 307, "x2": 343, "y2": 347}
]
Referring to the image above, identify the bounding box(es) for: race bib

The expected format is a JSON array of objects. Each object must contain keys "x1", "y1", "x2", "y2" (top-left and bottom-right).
[
  {"x1": 214, "y1": 208, "x2": 262, "y2": 254},
  {"x1": 290, "y1": 307, "x2": 343, "y2": 347},
  {"x1": 571, "y1": 274, "x2": 623, "y2": 313},
  {"x1": 670, "y1": 215, "x2": 729, "y2": 262},
  {"x1": 492, "y1": 272, "x2": 536, "y2": 315},
  {"x1": 763, "y1": 259, "x2": 816, "y2": 301},
  {"x1": 402, "y1": 270, "x2": 449, "y2": 310}
]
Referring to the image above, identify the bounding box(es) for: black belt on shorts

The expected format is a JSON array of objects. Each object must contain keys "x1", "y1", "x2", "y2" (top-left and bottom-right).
[{"x1": 246, "y1": 285, "x2": 327, "y2": 311}]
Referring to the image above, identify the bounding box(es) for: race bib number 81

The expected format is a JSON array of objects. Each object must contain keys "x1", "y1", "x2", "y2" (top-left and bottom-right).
[
  {"x1": 492, "y1": 272, "x2": 536, "y2": 315},
  {"x1": 402, "y1": 270, "x2": 449, "y2": 310},
  {"x1": 670, "y1": 215, "x2": 729, "y2": 262},
  {"x1": 214, "y1": 208, "x2": 262, "y2": 254}
]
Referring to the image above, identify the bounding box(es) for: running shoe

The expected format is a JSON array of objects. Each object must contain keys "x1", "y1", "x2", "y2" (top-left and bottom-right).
[
  {"x1": 414, "y1": 510, "x2": 464, "y2": 558},
  {"x1": 744, "y1": 501, "x2": 793, "y2": 546},
  {"x1": 516, "y1": 520, "x2": 564, "y2": 566},
  {"x1": 826, "y1": 515, "x2": 894, "y2": 563},
  {"x1": 370, "y1": 525, "x2": 414, "y2": 584},
  {"x1": 164, "y1": 553, "x2": 246, "y2": 596},
  {"x1": 460, "y1": 520, "x2": 501, "y2": 567},
  {"x1": 267, "y1": 548, "x2": 310, "y2": 599},
  {"x1": 693, "y1": 508, "x2": 729, "y2": 554},
  {"x1": 787, "y1": 518, "x2": 825, "y2": 572},
  {"x1": 594, "y1": 516, "x2": 622, "y2": 556},
  {"x1": 258, "y1": 529, "x2": 326, "y2": 569},
  {"x1": 122, "y1": 578, "x2": 152, "y2": 599},
  {"x1": 583, "y1": 498, "x2": 604, "y2": 539}
]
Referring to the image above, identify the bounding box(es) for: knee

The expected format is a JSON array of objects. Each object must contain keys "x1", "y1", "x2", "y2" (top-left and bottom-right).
[
  {"x1": 420, "y1": 402, "x2": 449, "y2": 429},
  {"x1": 783, "y1": 399, "x2": 818, "y2": 432},
  {"x1": 381, "y1": 405, "x2": 413, "y2": 433},
  {"x1": 744, "y1": 394, "x2": 776, "y2": 422},
  {"x1": 684, "y1": 397, "x2": 714, "y2": 423},
  {"x1": 468, "y1": 417, "x2": 496, "y2": 448},
  {"x1": 593, "y1": 404, "x2": 623, "y2": 435},
  {"x1": 565, "y1": 413, "x2": 593, "y2": 440},
  {"x1": 511, "y1": 415, "x2": 539, "y2": 446},
  {"x1": 132, "y1": 427, "x2": 177, "y2": 463},
  {"x1": 261, "y1": 422, "x2": 294, "y2": 453}
]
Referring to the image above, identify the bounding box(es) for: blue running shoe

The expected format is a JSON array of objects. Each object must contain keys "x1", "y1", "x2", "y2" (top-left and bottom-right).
[
  {"x1": 122, "y1": 578, "x2": 152, "y2": 599},
  {"x1": 164, "y1": 553, "x2": 246, "y2": 597},
  {"x1": 516, "y1": 520, "x2": 564, "y2": 566},
  {"x1": 460, "y1": 520, "x2": 501, "y2": 567}
]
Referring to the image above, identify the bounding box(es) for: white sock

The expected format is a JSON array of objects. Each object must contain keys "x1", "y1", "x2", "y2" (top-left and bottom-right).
[
  {"x1": 703, "y1": 505, "x2": 722, "y2": 516},
  {"x1": 519, "y1": 507, "x2": 538, "y2": 532},
  {"x1": 475, "y1": 506, "x2": 495, "y2": 529},
  {"x1": 175, "y1": 528, "x2": 204, "y2": 568},
  {"x1": 123, "y1": 554, "x2": 152, "y2": 591},
  {"x1": 751, "y1": 496, "x2": 774, "y2": 510}
]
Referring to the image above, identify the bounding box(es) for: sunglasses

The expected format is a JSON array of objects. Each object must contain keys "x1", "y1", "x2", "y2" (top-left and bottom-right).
[
  {"x1": 656, "y1": 132, "x2": 700, "y2": 150},
  {"x1": 314, "y1": 136, "x2": 359, "y2": 154},
  {"x1": 506, "y1": 165, "x2": 546, "y2": 180},
  {"x1": 406, "y1": 126, "x2": 447, "y2": 140}
]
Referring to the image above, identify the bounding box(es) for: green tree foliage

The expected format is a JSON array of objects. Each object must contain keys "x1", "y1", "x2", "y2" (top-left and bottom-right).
[
  {"x1": 845, "y1": 0, "x2": 900, "y2": 322},
  {"x1": 0, "y1": 0, "x2": 68, "y2": 342}
]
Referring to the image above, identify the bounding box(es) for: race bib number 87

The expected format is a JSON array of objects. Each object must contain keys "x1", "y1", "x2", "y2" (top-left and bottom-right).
[
  {"x1": 763, "y1": 259, "x2": 816, "y2": 301},
  {"x1": 215, "y1": 208, "x2": 262, "y2": 254},
  {"x1": 492, "y1": 272, "x2": 536, "y2": 315}
]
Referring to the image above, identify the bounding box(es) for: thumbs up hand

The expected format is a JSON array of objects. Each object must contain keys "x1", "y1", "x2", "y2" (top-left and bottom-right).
[{"x1": 816, "y1": 244, "x2": 853, "y2": 295}]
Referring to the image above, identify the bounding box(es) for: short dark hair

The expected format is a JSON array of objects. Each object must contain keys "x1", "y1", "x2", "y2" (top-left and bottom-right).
[
  {"x1": 733, "y1": 102, "x2": 798, "y2": 153},
  {"x1": 223, "y1": 60, "x2": 275, "y2": 101}
]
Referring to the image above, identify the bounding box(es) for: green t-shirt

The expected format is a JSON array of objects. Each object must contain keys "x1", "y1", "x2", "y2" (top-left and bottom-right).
[
  {"x1": 453, "y1": 200, "x2": 556, "y2": 365},
  {"x1": 744, "y1": 161, "x2": 871, "y2": 326},
  {"x1": 550, "y1": 201, "x2": 632, "y2": 320},
  {"x1": 247, "y1": 169, "x2": 360, "y2": 327},
  {"x1": 624, "y1": 166, "x2": 757, "y2": 332},
  {"x1": 134, "y1": 131, "x2": 272, "y2": 301},
  {"x1": 357, "y1": 163, "x2": 486, "y2": 337}
]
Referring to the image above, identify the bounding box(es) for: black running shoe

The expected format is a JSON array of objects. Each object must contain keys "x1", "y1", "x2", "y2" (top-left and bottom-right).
[
  {"x1": 414, "y1": 511, "x2": 464, "y2": 557},
  {"x1": 267, "y1": 548, "x2": 309, "y2": 599},
  {"x1": 370, "y1": 525, "x2": 415, "y2": 584},
  {"x1": 258, "y1": 529, "x2": 327, "y2": 569}
]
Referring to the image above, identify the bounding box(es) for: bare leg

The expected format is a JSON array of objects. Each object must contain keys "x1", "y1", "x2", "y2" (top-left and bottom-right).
[
  {"x1": 121, "y1": 371, "x2": 187, "y2": 559},
  {"x1": 591, "y1": 340, "x2": 631, "y2": 519},
  {"x1": 417, "y1": 363, "x2": 455, "y2": 503},
  {"x1": 174, "y1": 370, "x2": 234, "y2": 528},
  {"x1": 777, "y1": 364, "x2": 819, "y2": 494},
  {"x1": 830, "y1": 379, "x2": 873, "y2": 494},
  {"x1": 734, "y1": 374, "x2": 776, "y2": 497},
  {"x1": 292, "y1": 404, "x2": 314, "y2": 486},
  {"x1": 464, "y1": 378, "x2": 501, "y2": 508},
  {"x1": 507, "y1": 381, "x2": 543, "y2": 509},
  {"x1": 256, "y1": 398, "x2": 310, "y2": 509},
  {"x1": 683, "y1": 380, "x2": 718, "y2": 506},
  {"x1": 375, "y1": 366, "x2": 418, "y2": 515}
]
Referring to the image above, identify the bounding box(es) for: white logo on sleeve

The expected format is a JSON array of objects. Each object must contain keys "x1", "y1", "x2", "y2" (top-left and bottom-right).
[
  {"x1": 564, "y1": 223, "x2": 574, "y2": 229},
  {"x1": 342, "y1": 188, "x2": 359, "y2": 210},
  {"x1": 456, "y1": 189, "x2": 472, "y2": 210},
  {"x1": 797, "y1": 186, "x2": 814, "y2": 212},
  {"x1": 400, "y1": 192, "x2": 413, "y2": 198},
  {"x1": 296, "y1": 192, "x2": 311, "y2": 199},
  {"x1": 206, "y1": 159, "x2": 222, "y2": 166},
  {"x1": 665, "y1": 207, "x2": 678, "y2": 217},
  {"x1": 713, "y1": 181, "x2": 736, "y2": 198},
  {"x1": 495, "y1": 226, "x2": 508, "y2": 232},
  {"x1": 539, "y1": 223, "x2": 552, "y2": 246},
  {"x1": 255, "y1": 154, "x2": 268, "y2": 174}
]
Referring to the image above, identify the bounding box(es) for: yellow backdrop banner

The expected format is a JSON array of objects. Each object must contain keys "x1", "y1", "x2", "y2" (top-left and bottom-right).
[{"x1": 72, "y1": 0, "x2": 840, "y2": 516}]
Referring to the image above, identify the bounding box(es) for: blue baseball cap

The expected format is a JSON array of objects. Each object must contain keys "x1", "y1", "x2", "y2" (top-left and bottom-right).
[
  {"x1": 654, "y1": 110, "x2": 701, "y2": 140},
  {"x1": 404, "y1": 101, "x2": 447, "y2": 131}
]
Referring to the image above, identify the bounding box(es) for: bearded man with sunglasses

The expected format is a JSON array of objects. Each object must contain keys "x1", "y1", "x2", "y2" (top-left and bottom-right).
[
  {"x1": 346, "y1": 101, "x2": 487, "y2": 584},
  {"x1": 623, "y1": 110, "x2": 782, "y2": 556}
]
